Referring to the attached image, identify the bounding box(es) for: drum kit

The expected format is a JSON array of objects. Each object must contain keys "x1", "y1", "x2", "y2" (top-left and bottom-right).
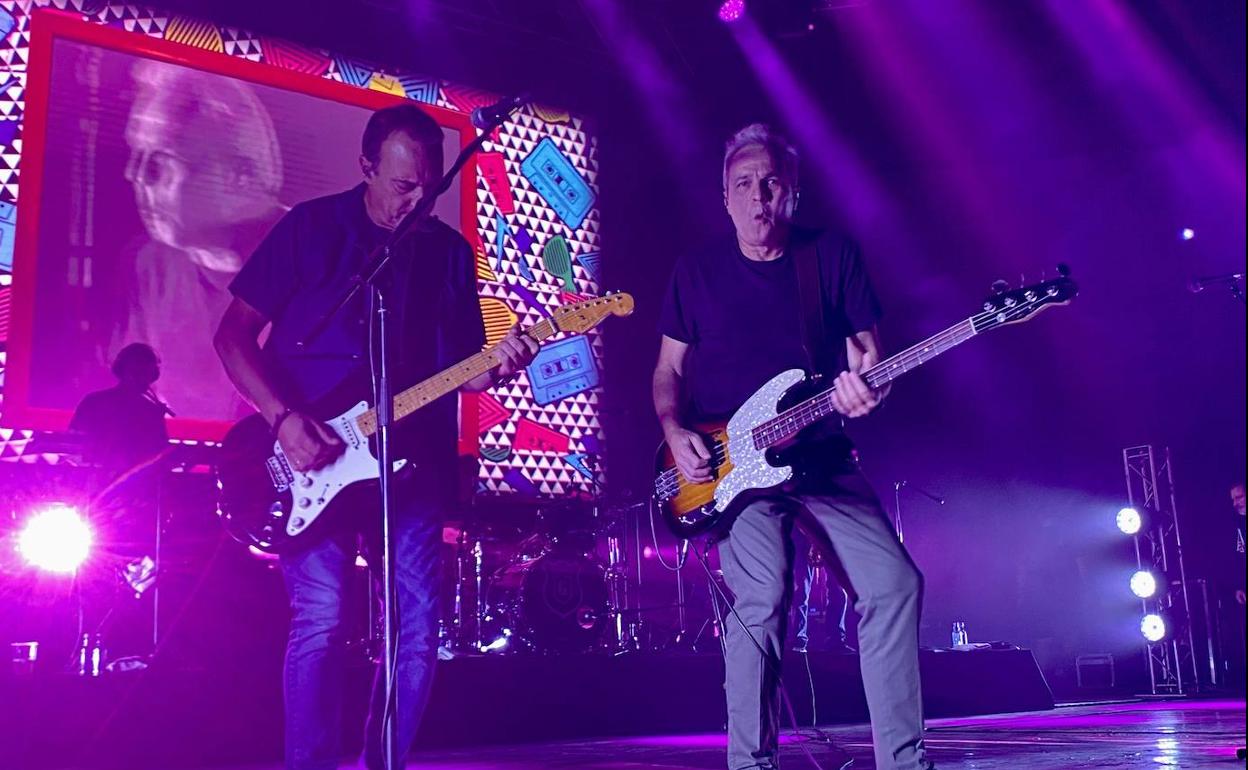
[{"x1": 439, "y1": 498, "x2": 639, "y2": 656}]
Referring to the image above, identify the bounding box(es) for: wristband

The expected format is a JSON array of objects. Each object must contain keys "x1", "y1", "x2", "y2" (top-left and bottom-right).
[{"x1": 271, "y1": 408, "x2": 297, "y2": 437}]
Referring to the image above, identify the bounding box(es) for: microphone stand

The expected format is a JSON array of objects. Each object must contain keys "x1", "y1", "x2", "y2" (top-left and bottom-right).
[
  {"x1": 298, "y1": 107, "x2": 515, "y2": 770},
  {"x1": 892, "y1": 480, "x2": 945, "y2": 543}
]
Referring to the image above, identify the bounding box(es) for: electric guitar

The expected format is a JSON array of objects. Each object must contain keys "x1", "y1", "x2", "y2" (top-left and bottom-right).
[
  {"x1": 217, "y1": 293, "x2": 634, "y2": 553},
  {"x1": 653, "y1": 271, "x2": 1077, "y2": 538}
]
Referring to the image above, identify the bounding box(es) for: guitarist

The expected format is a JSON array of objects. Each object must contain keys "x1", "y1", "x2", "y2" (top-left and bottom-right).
[
  {"x1": 652, "y1": 124, "x2": 934, "y2": 770},
  {"x1": 214, "y1": 104, "x2": 536, "y2": 770}
]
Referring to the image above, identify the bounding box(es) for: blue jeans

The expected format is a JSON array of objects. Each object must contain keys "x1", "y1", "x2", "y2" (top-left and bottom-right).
[{"x1": 279, "y1": 479, "x2": 443, "y2": 770}]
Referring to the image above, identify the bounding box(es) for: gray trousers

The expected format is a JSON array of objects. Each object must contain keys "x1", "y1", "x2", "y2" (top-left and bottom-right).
[{"x1": 716, "y1": 469, "x2": 932, "y2": 770}]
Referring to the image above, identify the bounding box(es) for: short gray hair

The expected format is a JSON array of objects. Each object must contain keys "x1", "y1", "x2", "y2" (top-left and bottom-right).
[{"x1": 722, "y1": 123, "x2": 800, "y2": 190}]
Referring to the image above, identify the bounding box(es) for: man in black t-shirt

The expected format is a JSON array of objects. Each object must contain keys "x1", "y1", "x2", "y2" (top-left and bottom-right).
[
  {"x1": 70, "y1": 342, "x2": 169, "y2": 480},
  {"x1": 215, "y1": 104, "x2": 535, "y2": 770},
  {"x1": 654, "y1": 124, "x2": 933, "y2": 770},
  {"x1": 69, "y1": 342, "x2": 170, "y2": 565}
]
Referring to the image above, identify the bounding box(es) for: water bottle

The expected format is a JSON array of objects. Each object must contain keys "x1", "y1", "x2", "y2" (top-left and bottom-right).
[
  {"x1": 951, "y1": 621, "x2": 969, "y2": 647},
  {"x1": 77, "y1": 633, "x2": 103, "y2": 677}
]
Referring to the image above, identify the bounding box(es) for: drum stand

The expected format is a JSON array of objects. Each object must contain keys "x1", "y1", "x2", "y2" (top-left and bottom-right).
[
  {"x1": 604, "y1": 522, "x2": 634, "y2": 650},
  {"x1": 472, "y1": 536, "x2": 487, "y2": 652},
  {"x1": 445, "y1": 530, "x2": 489, "y2": 654},
  {"x1": 446, "y1": 529, "x2": 470, "y2": 653},
  {"x1": 582, "y1": 458, "x2": 643, "y2": 652},
  {"x1": 695, "y1": 541, "x2": 728, "y2": 656},
  {"x1": 603, "y1": 500, "x2": 651, "y2": 652},
  {"x1": 671, "y1": 540, "x2": 693, "y2": 649}
]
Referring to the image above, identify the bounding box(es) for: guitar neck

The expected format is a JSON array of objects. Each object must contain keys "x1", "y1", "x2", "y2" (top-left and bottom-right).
[
  {"x1": 752, "y1": 318, "x2": 978, "y2": 448},
  {"x1": 354, "y1": 317, "x2": 559, "y2": 438}
]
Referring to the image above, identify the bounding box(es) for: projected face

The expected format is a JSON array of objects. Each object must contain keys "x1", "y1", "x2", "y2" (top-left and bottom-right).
[
  {"x1": 1232, "y1": 484, "x2": 1246, "y2": 517},
  {"x1": 724, "y1": 145, "x2": 796, "y2": 250},
  {"x1": 123, "y1": 62, "x2": 281, "y2": 257},
  {"x1": 361, "y1": 131, "x2": 442, "y2": 231},
  {"x1": 124, "y1": 135, "x2": 226, "y2": 250}
]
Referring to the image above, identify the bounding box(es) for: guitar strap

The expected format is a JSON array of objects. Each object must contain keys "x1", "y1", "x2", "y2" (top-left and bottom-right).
[{"x1": 794, "y1": 233, "x2": 827, "y2": 378}]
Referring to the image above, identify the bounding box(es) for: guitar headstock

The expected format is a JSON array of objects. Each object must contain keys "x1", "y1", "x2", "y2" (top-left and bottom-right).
[
  {"x1": 972, "y1": 268, "x2": 1077, "y2": 333},
  {"x1": 552, "y1": 292, "x2": 635, "y2": 334}
]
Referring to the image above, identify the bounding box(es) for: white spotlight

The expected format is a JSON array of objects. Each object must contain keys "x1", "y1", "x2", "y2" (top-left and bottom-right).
[
  {"x1": 17, "y1": 503, "x2": 92, "y2": 574},
  {"x1": 1116, "y1": 507, "x2": 1143, "y2": 535},
  {"x1": 1130, "y1": 570, "x2": 1158, "y2": 599},
  {"x1": 1140, "y1": 613, "x2": 1168, "y2": 643}
]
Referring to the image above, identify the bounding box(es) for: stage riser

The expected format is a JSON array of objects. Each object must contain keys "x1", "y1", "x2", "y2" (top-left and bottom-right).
[{"x1": 3, "y1": 650, "x2": 1052, "y2": 768}]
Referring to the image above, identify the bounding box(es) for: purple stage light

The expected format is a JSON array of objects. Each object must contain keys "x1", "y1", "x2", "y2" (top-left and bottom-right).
[
  {"x1": 1180, "y1": 227, "x2": 1196, "y2": 241},
  {"x1": 718, "y1": 0, "x2": 746, "y2": 23},
  {"x1": 1130, "y1": 570, "x2": 1158, "y2": 599},
  {"x1": 17, "y1": 503, "x2": 92, "y2": 574}
]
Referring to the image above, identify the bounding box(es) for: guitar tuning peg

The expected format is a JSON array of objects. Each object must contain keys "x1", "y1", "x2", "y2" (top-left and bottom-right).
[{"x1": 991, "y1": 279, "x2": 1010, "y2": 294}]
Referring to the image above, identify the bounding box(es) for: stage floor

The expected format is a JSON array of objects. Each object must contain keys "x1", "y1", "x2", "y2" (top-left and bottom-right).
[{"x1": 204, "y1": 698, "x2": 1244, "y2": 770}]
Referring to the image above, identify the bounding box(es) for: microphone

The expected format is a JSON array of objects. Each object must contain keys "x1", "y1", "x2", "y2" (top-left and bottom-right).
[
  {"x1": 1189, "y1": 272, "x2": 1245, "y2": 293},
  {"x1": 144, "y1": 388, "x2": 176, "y2": 418},
  {"x1": 470, "y1": 93, "x2": 531, "y2": 131}
]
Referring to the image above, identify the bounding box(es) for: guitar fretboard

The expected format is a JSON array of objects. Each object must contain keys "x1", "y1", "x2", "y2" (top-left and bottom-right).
[
  {"x1": 750, "y1": 318, "x2": 978, "y2": 449},
  {"x1": 354, "y1": 318, "x2": 558, "y2": 438}
]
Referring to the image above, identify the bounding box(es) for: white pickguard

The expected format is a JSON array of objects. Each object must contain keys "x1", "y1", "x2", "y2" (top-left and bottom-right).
[
  {"x1": 274, "y1": 401, "x2": 407, "y2": 537},
  {"x1": 712, "y1": 369, "x2": 805, "y2": 513}
]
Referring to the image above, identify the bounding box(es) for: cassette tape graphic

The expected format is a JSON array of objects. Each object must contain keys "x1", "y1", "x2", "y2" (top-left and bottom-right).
[
  {"x1": 519, "y1": 138, "x2": 595, "y2": 231},
  {"x1": 526, "y1": 335, "x2": 599, "y2": 406}
]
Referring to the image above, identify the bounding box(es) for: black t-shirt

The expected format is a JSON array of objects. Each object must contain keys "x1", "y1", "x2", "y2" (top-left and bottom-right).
[
  {"x1": 659, "y1": 227, "x2": 882, "y2": 425},
  {"x1": 229, "y1": 185, "x2": 485, "y2": 478},
  {"x1": 68, "y1": 385, "x2": 169, "y2": 475}
]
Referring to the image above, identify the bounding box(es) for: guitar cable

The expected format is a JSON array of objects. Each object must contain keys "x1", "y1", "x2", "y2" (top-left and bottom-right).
[{"x1": 647, "y1": 494, "x2": 690, "y2": 572}]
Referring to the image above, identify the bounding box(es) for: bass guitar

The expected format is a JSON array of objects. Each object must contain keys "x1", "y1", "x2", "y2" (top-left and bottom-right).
[{"x1": 653, "y1": 271, "x2": 1076, "y2": 538}]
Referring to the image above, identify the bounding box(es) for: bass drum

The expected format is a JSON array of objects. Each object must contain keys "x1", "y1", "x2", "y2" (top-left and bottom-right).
[{"x1": 488, "y1": 552, "x2": 609, "y2": 653}]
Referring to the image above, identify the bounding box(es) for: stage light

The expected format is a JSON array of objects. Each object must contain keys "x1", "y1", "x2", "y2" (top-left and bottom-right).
[
  {"x1": 1180, "y1": 227, "x2": 1195, "y2": 241},
  {"x1": 718, "y1": 0, "x2": 746, "y2": 22},
  {"x1": 1130, "y1": 570, "x2": 1159, "y2": 599},
  {"x1": 16, "y1": 503, "x2": 92, "y2": 574},
  {"x1": 1140, "y1": 613, "x2": 1168, "y2": 642},
  {"x1": 1116, "y1": 507, "x2": 1143, "y2": 535}
]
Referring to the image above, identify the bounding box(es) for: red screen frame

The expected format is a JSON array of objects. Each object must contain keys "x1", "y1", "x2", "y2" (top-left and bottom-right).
[{"x1": 4, "y1": 10, "x2": 480, "y2": 442}]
